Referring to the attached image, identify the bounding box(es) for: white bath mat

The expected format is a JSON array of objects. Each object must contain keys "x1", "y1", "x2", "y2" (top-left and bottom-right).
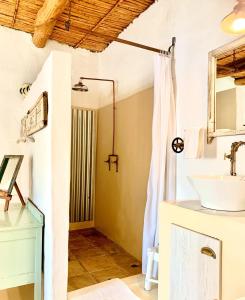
[{"x1": 68, "y1": 278, "x2": 141, "y2": 300}]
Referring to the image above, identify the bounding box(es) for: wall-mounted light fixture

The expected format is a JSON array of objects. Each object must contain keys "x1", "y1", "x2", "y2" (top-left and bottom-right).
[
  {"x1": 19, "y1": 83, "x2": 32, "y2": 97},
  {"x1": 221, "y1": 0, "x2": 245, "y2": 34}
]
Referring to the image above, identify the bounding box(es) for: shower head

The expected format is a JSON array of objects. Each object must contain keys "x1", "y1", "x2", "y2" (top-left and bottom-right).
[{"x1": 72, "y1": 79, "x2": 89, "y2": 92}]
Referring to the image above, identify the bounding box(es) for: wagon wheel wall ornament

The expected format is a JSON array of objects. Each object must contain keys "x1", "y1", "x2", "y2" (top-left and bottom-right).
[{"x1": 172, "y1": 137, "x2": 184, "y2": 153}]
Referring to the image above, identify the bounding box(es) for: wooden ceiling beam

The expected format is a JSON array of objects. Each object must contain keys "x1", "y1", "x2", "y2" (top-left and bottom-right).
[
  {"x1": 32, "y1": 0, "x2": 68, "y2": 48},
  {"x1": 0, "y1": 0, "x2": 155, "y2": 52},
  {"x1": 217, "y1": 68, "x2": 245, "y2": 78},
  {"x1": 217, "y1": 55, "x2": 245, "y2": 78}
]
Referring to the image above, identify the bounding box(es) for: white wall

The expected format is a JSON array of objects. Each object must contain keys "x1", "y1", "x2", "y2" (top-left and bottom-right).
[
  {"x1": 97, "y1": 0, "x2": 244, "y2": 200},
  {"x1": 216, "y1": 77, "x2": 245, "y2": 131},
  {"x1": 23, "y1": 51, "x2": 71, "y2": 300},
  {"x1": 0, "y1": 26, "x2": 100, "y2": 161},
  {"x1": 216, "y1": 77, "x2": 236, "y2": 92},
  {"x1": 0, "y1": 48, "x2": 72, "y2": 300},
  {"x1": 71, "y1": 50, "x2": 101, "y2": 109},
  {"x1": 236, "y1": 86, "x2": 245, "y2": 130},
  {"x1": 0, "y1": 26, "x2": 95, "y2": 300},
  {"x1": 0, "y1": 1, "x2": 244, "y2": 297},
  {"x1": 0, "y1": 25, "x2": 101, "y2": 195},
  {"x1": 95, "y1": 88, "x2": 153, "y2": 260},
  {"x1": 170, "y1": 0, "x2": 244, "y2": 200}
]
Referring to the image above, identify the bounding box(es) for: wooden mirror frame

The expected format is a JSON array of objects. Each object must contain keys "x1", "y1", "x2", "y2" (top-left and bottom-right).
[
  {"x1": 0, "y1": 155, "x2": 24, "y2": 194},
  {"x1": 0, "y1": 155, "x2": 25, "y2": 211},
  {"x1": 207, "y1": 35, "x2": 245, "y2": 144}
]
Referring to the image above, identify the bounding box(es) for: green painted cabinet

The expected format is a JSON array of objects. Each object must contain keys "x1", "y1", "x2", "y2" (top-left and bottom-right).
[{"x1": 0, "y1": 201, "x2": 43, "y2": 300}]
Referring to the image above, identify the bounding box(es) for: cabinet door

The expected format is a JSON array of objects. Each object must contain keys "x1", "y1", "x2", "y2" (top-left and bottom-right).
[{"x1": 170, "y1": 224, "x2": 221, "y2": 300}]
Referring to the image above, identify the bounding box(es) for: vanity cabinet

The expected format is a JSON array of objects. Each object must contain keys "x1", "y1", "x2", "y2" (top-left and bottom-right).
[
  {"x1": 0, "y1": 201, "x2": 43, "y2": 300},
  {"x1": 170, "y1": 225, "x2": 221, "y2": 300},
  {"x1": 159, "y1": 201, "x2": 245, "y2": 300}
]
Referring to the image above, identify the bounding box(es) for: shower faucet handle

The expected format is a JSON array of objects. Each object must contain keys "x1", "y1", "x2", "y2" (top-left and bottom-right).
[
  {"x1": 104, "y1": 154, "x2": 119, "y2": 172},
  {"x1": 104, "y1": 156, "x2": 111, "y2": 171},
  {"x1": 111, "y1": 155, "x2": 119, "y2": 172}
]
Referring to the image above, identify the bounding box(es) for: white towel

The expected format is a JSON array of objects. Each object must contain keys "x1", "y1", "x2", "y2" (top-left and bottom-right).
[
  {"x1": 184, "y1": 128, "x2": 205, "y2": 159},
  {"x1": 68, "y1": 279, "x2": 141, "y2": 300}
]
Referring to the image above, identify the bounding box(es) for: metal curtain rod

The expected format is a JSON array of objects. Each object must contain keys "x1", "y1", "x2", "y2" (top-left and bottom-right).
[
  {"x1": 75, "y1": 28, "x2": 176, "y2": 54},
  {"x1": 80, "y1": 77, "x2": 114, "y2": 83}
]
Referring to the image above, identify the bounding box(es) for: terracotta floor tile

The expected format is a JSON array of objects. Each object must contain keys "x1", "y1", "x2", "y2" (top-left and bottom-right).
[
  {"x1": 100, "y1": 240, "x2": 125, "y2": 255},
  {"x1": 69, "y1": 239, "x2": 95, "y2": 251},
  {"x1": 68, "y1": 273, "x2": 96, "y2": 291},
  {"x1": 69, "y1": 230, "x2": 92, "y2": 242},
  {"x1": 68, "y1": 228, "x2": 142, "y2": 291},
  {"x1": 69, "y1": 231, "x2": 83, "y2": 241},
  {"x1": 68, "y1": 250, "x2": 77, "y2": 261},
  {"x1": 79, "y1": 254, "x2": 118, "y2": 272},
  {"x1": 87, "y1": 231, "x2": 125, "y2": 255},
  {"x1": 91, "y1": 266, "x2": 129, "y2": 283},
  {"x1": 79, "y1": 228, "x2": 98, "y2": 237},
  {"x1": 121, "y1": 263, "x2": 142, "y2": 276},
  {"x1": 68, "y1": 260, "x2": 86, "y2": 278},
  {"x1": 86, "y1": 234, "x2": 108, "y2": 244},
  {"x1": 73, "y1": 246, "x2": 107, "y2": 259},
  {"x1": 111, "y1": 253, "x2": 141, "y2": 268},
  {"x1": 111, "y1": 253, "x2": 142, "y2": 275}
]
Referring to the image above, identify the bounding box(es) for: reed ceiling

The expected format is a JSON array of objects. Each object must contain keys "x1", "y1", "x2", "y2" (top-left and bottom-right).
[
  {"x1": 217, "y1": 45, "x2": 245, "y2": 81},
  {"x1": 0, "y1": 0, "x2": 155, "y2": 52}
]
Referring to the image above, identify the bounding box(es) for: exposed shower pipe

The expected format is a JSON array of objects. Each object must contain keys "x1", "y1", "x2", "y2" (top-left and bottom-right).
[
  {"x1": 75, "y1": 76, "x2": 119, "y2": 172},
  {"x1": 80, "y1": 77, "x2": 116, "y2": 154}
]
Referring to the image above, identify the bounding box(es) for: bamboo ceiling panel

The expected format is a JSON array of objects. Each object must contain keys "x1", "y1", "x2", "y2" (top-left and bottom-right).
[{"x1": 0, "y1": 0, "x2": 155, "y2": 52}]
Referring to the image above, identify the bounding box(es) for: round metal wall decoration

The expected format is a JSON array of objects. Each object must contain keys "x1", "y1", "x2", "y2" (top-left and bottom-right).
[{"x1": 172, "y1": 137, "x2": 184, "y2": 153}]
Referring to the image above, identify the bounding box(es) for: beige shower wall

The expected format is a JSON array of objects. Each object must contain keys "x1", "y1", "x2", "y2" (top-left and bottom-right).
[{"x1": 95, "y1": 87, "x2": 153, "y2": 261}]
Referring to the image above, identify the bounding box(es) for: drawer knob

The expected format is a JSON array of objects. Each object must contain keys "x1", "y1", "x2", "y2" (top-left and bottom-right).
[{"x1": 201, "y1": 247, "x2": 216, "y2": 259}]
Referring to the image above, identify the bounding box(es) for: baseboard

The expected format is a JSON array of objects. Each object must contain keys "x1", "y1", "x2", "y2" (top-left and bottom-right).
[{"x1": 69, "y1": 221, "x2": 94, "y2": 231}]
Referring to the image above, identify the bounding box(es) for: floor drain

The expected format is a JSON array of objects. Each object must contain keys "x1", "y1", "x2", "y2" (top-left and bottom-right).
[{"x1": 130, "y1": 263, "x2": 140, "y2": 268}]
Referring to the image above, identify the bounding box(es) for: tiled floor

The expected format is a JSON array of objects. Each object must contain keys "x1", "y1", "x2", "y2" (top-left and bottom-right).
[
  {"x1": 68, "y1": 274, "x2": 158, "y2": 300},
  {"x1": 68, "y1": 228, "x2": 142, "y2": 292},
  {"x1": 123, "y1": 275, "x2": 158, "y2": 300}
]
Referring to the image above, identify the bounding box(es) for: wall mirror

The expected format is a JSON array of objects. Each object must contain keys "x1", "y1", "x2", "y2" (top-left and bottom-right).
[
  {"x1": 0, "y1": 155, "x2": 25, "y2": 211},
  {"x1": 208, "y1": 36, "x2": 245, "y2": 143}
]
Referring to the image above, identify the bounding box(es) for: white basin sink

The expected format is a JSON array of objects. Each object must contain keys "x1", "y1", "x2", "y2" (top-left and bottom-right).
[{"x1": 188, "y1": 175, "x2": 245, "y2": 211}]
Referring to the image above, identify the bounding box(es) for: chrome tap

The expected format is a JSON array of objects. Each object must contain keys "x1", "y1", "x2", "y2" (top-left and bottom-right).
[{"x1": 224, "y1": 141, "x2": 245, "y2": 176}]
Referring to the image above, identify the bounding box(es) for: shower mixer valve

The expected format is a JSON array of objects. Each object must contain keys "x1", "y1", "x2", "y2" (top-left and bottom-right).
[{"x1": 105, "y1": 154, "x2": 119, "y2": 172}]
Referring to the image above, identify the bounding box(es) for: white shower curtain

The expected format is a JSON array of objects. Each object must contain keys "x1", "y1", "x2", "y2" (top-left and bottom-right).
[{"x1": 142, "y1": 53, "x2": 176, "y2": 273}]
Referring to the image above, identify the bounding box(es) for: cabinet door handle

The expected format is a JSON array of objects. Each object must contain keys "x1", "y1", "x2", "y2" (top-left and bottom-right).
[{"x1": 201, "y1": 247, "x2": 216, "y2": 259}]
